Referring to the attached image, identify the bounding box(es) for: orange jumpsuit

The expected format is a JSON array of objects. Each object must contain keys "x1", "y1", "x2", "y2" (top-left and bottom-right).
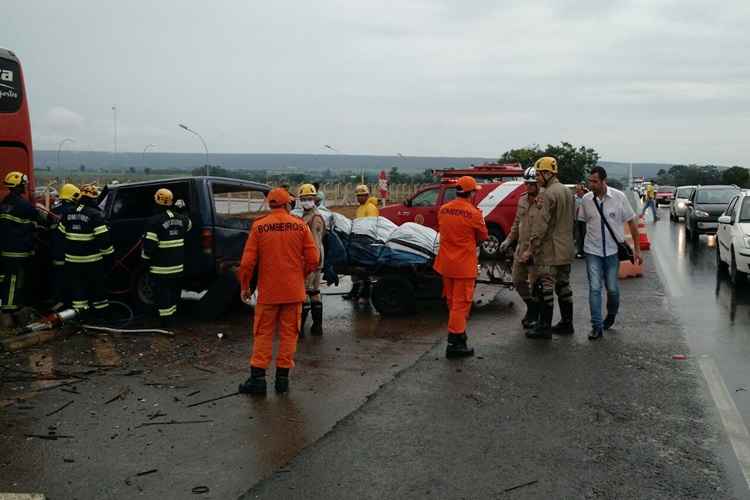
[
  {"x1": 433, "y1": 198, "x2": 489, "y2": 334},
  {"x1": 238, "y1": 209, "x2": 320, "y2": 369}
]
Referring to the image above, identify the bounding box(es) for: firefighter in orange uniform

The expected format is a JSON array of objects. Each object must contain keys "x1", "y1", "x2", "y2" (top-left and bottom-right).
[
  {"x1": 237, "y1": 188, "x2": 320, "y2": 395},
  {"x1": 433, "y1": 176, "x2": 489, "y2": 358}
]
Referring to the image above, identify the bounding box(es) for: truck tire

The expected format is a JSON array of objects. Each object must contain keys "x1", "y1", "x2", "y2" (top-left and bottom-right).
[
  {"x1": 480, "y1": 226, "x2": 504, "y2": 259},
  {"x1": 130, "y1": 263, "x2": 155, "y2": 310},
  {"x1": 372, "y1": 276, "x2": 416, "y2": 316}
]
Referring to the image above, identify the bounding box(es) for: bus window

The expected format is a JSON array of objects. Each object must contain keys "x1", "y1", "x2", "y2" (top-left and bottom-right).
[{"x1": 0, "y1": 48, "x2": 34, "y2": 201}]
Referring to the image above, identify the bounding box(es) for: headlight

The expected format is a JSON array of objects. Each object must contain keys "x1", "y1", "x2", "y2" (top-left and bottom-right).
[
  {"x1": 744, "y1": 237, "x2": 750, "y2": 249},
  {"x1": 695, "y1": 210, "x2": 710, "y2": 218},
  {"x1": 677, "y1": 201, "x2": 686, "y2": 209}
]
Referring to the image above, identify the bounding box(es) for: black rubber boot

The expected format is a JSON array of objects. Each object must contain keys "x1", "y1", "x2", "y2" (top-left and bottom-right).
[
  {"x1": 551, "y1": 302, "x2": 575, "y2": 335},
  {"x1": 446, "y1": 333, "x2": 475, "y2": 359},
  {"x1": 310, "y1": 302, "x2": 323, "y2": 336},
  {"x1": 588, "y1": 328, "x2": 604, "y2": 341},
  {"x1": 299, "y1": 304, "x2": 310, "y2": 337},
  {"x1": 526, "y1": 305, "x2": 553, "y2": 339},
  {"x1": 275, "y1": 367, "x2": 290, "y2": 394},
  {"x1": 342, "y1": 282, "x2": 360, "y2": 301},
  {"x1": 603, "y1": 314, "x2": 616, "y2": 330},
  {"x1": 358, "y1": 281, "x2": 371, "y2": 306},
  {"x1": 521, "y1": 300, "x2": 539, "y2": 329},
  {"x1": 239, "y1": 366, "x2": 267, "y2": 395}
]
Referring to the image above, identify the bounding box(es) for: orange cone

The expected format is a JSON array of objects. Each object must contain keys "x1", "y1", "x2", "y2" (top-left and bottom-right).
[{"x1": 637, "y1": 216, "x2": 651, "y2": 250}]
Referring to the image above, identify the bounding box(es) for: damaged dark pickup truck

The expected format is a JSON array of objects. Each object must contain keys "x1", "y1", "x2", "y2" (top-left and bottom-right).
[{"x1": 101, "y1": 176, "x2": 270, "y2": 317}]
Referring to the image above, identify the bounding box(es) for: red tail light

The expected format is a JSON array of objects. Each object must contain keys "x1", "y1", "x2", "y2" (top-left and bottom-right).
[{"x1": 201, "y1": 228, "x2": 214, "y2": 255}]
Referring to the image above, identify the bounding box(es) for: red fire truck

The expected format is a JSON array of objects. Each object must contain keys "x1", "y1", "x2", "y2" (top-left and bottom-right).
[
  {"x1": 380, "y1": 163, "x2": 526, "y2": 258},
  {"x1": 0, "y1": 47, "x2": 35, "y2": 199}
]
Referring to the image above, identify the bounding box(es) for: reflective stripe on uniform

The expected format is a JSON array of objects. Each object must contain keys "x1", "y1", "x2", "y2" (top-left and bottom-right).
[
  {"x1": 64, "y1": 232, "x2": 95, "y2": 242},
  {"x1": 93, "y1": 225, "x2": 109, "y2": 235},
  {"x1": 6, "y1": 274, "x2": 16, "y2": 308},
  {"x1": 72, "y1": 300, "x2": 89, "y2": 311},
  {"x1": 1, "y1": 251, "x2": 34, "y2": 258},
  {"x1": 92, "y1": 299, "x2": 109, "y2": 310},
  {"x1": 158, "y1": 305, "x2": 177, "y2": 317},
  {"x1": 0, "y1": 213, "x2": 33, "y2": 225},
  {"x1": 150, "y1": 264, "x2": 183, "y2": 274},
  {"x1": 158, "y1": 239, "x2": 184, "y2": 249},
  {"x1": 53, "y1": 260, "x2": 65, "y2": 266},
  {"x1": 65, "y1": 254, "x2": 103, "y2": 263},
  {"x1": 100, "y1": 246, "x2": 115, "y2": 256},
  {"x1": 145, "y1": 232, "x2": 159, "y2": 242}
]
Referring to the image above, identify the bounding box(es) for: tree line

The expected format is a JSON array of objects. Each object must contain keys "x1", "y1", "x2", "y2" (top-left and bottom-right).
[{"x1": 654, "y1": 164, "x2": 750, "y2": 188}]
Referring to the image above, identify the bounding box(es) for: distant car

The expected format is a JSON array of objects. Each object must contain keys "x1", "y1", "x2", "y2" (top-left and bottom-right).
[
  {"x1": 716, "y1": 191, "x2": 750, "y2": 285},
  {"x1": 655, "y1": 185, "x2": 675, "y2": 206},
  {"x1": 685, "y1": 185, "x2": 741, "y2": 243},
  {"x1": 670, "y1": 185, "x2": 696, "y2": 222}
]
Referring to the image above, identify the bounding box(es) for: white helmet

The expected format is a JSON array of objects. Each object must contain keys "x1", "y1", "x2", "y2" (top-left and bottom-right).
[{"x1": 523, "y1": 167, "x2": 537, "y2": 184}]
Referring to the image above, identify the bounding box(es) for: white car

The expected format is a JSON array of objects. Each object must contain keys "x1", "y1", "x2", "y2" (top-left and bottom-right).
[{"x1": 717, "y1": 191, "x2": 750, "y2": 284}]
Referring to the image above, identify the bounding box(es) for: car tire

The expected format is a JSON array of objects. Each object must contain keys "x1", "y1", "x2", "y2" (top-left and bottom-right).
[
  {"x1": 730, "y1": 248, "x2": 745, "y2": 286},
  {"x1": 371, "y1": 275, "x2": 416, "y2": 316},
  {"x1": 480, "y1": 226, "x2": 504, "y2": 259},
  {"x1": 131, "y1": 263, "x2": 155, "y2": 309},
  {"x1": 717, "y1": 243, "x2": 728, "y2": 275}
]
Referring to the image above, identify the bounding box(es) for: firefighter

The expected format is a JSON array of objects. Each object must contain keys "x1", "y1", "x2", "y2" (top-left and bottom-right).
[
  {"x1": 237, "y1": 188, "x2": 319, "y2": 395},
  {"x1": 141, "y1": 188, "x2": 192, "y2": 327},
  {"x1": 0, "y1": 172, "x2": 46, "y2": 326},
  {"x1": 343, "y1": 184, "x2": 380, "y2": 304},
  {"x1": 523, "y1": 157, "x2": 576, "y2": 339},
  {"x1": 58, "y1": 184, "x2": 114, "y2": 319},
  {"x1": 50, "y1": 183, "x2": 82, "y2": 308},
  {"x1": 499, "y1": 167, "x2": 542, "y2": 329},
  {"x1": 433, "y1": 176, "x2": 488, "y2": 358},
  {"x1": 298, "y1": 183, "x2": 326, "y2": 336}
]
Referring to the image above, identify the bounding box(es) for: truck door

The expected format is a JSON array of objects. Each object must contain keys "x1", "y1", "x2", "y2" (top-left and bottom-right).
[{"x1": 405, "y1": 186, "x2": 441, "y2": 228}]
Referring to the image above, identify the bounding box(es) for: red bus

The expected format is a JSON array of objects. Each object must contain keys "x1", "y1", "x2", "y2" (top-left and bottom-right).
[{"x1": 0, "y1": 47, "x2": 35, "y2": 199}]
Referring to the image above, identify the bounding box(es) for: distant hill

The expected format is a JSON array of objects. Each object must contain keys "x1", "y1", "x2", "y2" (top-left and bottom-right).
[
  {"x1": 34, "y1": 150, "x2": 497, "y2": 174},
  {"x1": 35, "y1": 150, "x2": 706, "y2": 180}
]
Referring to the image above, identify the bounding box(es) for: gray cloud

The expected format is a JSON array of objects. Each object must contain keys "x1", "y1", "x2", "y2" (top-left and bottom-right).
[{"x1": 2, "y1": 0, "x2": 749, "y2": 165}]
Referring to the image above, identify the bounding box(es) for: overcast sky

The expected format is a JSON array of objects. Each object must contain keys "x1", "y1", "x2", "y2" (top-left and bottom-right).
[{"x1": 4, "y1": 0, "x2": 749, "y2": 164}]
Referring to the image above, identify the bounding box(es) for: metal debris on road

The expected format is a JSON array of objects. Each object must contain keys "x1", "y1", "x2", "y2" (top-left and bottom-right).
[
  {"x1": 192, "y1": 486, "x2": 210, "y2": 494},
  {"x1": 186, "y1": 391, "x2": 240, "y2": 408},
  {"x1": 503, "y1": 479, "x2": 539, "y2": 493},
  {"x1": 104, "y1": 387, "x2": 131, "y2": 405},
  {"x1": 135, "y1": 469, "x2": 158, "y2": 477},
  {"x1": 45, "y1": 400, "x2": 74, "y2": 417},
  {"x1": 186, "y1": 390, "x2": 201, "y2": 397},
  {"x1": 672, "y1": 354, "x2": 688, "y2": 360},
  {"x1": 135, "y1": 419, "x2": 213, "y2": 428},
  {"x1": 192, "y1": 365, "x2": 216, "y2": 374},
  {"x1": 25, "y1": 433, "x2": 74, "y2": 440}
]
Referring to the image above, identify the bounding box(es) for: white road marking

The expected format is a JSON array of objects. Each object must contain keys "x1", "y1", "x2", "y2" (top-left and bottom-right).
[
  {"x1": 699, "y1": 355, "x2": 750, "y2": 490},
  {"x1": 0, "y1": 494, "x2": 46, "y2": 500}
]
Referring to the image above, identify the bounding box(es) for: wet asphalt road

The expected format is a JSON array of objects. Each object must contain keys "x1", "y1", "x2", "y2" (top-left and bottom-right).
[
  {"x1": 0, "y1": 280, "x2": 456, "y2": 500},
  {"x1": 645, "y1": 203, "x2": 750, "y2": 447}
]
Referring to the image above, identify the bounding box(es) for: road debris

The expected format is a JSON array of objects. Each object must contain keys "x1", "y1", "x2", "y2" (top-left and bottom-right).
[
  {"x1": 192, "y1": 365, "x2": 216, "y2": 374},
  {"x1": 25, "y1": 433, "x2": 74, "y2": 440},
  {"x1": 503, "y1": 479, "x2": 538, "y2": 493},
  {"x1": 672, "y1": 354, "x2": 687, "y2": 360},
  {"x1": 186, "y1": 391, "x2": 239, "y2": 408},
  {"x1": 192, "y1": 486, "x2": 210, "y2": 494},
  {"x1": 186, "y1": 390, "x2": 201, "y2": 397},
  {"x1": 105, "y1": 386, "x2": 131, "y2": 405},
  {"x1": 135, "y1": 419, "x2": 213, "y2": 428},
  {"x1": 136, "y1": 469, "x2": 158, "y2": 477},
  {"x1": 45, "y1": 400, "x2": 74, "y2": 417}
]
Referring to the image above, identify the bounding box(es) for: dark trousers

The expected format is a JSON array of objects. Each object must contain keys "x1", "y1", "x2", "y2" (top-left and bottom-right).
[
  {"x1": 152, "y1": 273, "x2": 181, "y2": 320},
  {"x1": 66, "y1": 261, "x2": 109, "y2": 315},
  {"x1": 0, "y1": 257, "x2": 31, "y2": 312},
  {"x1": 51, "y1": 263, "x2": 68, "y2": 306}
]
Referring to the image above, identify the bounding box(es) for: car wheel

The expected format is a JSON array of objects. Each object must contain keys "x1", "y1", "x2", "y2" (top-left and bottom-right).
[
  {"x1": 131, "y1": 263, "x2": 155, "y2": 309},
  {"x1": 371, "y1": 276, "x2": 416, "y2": 316},
  {"x1": 717, "y1": 243, "x2": 728, "y2": 275},
  {"x1": 730, "y1": 248, "x2": 745, "y2": 286},
  {"x1": 480, "y1": 226, "x2": 504, "y2": 259}
]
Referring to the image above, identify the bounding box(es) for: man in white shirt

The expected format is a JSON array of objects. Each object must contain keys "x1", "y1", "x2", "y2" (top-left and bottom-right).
[{"x1": 578, "y1": 166, "x2": 641, "y2": 340}]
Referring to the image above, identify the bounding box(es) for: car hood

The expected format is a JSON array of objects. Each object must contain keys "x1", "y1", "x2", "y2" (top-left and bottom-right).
[{"x1": 695, "y1": 203, "x2": 729, "y2": 216}]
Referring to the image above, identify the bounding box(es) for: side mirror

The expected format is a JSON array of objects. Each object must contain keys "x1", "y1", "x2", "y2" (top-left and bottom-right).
[
  {"x1": 685, "y1": 200, "x2": 693, "y2": 206},
  {"x1": 718, "y1": 215, "x2": 732, "y2": 225}
]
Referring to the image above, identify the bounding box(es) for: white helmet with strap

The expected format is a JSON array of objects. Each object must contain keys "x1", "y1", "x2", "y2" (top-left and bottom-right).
[{"x1": 523, "y1": 167, "x2": 537, "y2": 184}]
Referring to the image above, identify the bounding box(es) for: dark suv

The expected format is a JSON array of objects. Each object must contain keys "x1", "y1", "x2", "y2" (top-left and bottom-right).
[{"x1": 685, "y1": 185, "x2": 741, "y2": 243}]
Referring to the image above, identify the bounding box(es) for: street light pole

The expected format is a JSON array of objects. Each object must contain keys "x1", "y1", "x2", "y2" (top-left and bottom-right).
[
  {"x1": 57, "y1": 138, "x2": 75, "y2": 169},
  {"x1": 112, "y1": 105, "x2": 118, "y2": 156},
  {"x1": 179, "y1": 124, "x2": 209, "y2": 176},
  {"x1": 142, "y1": 144, "x2": 156, "y2": 168}
]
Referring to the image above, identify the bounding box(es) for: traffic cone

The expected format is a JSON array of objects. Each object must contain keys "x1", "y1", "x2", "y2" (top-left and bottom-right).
[
  {"x1": 619, "y1": 222, "x2": 644, "y2": 279},
  {"x1": 637, "y1": 216, "x2": 651, "y2": 251}
]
